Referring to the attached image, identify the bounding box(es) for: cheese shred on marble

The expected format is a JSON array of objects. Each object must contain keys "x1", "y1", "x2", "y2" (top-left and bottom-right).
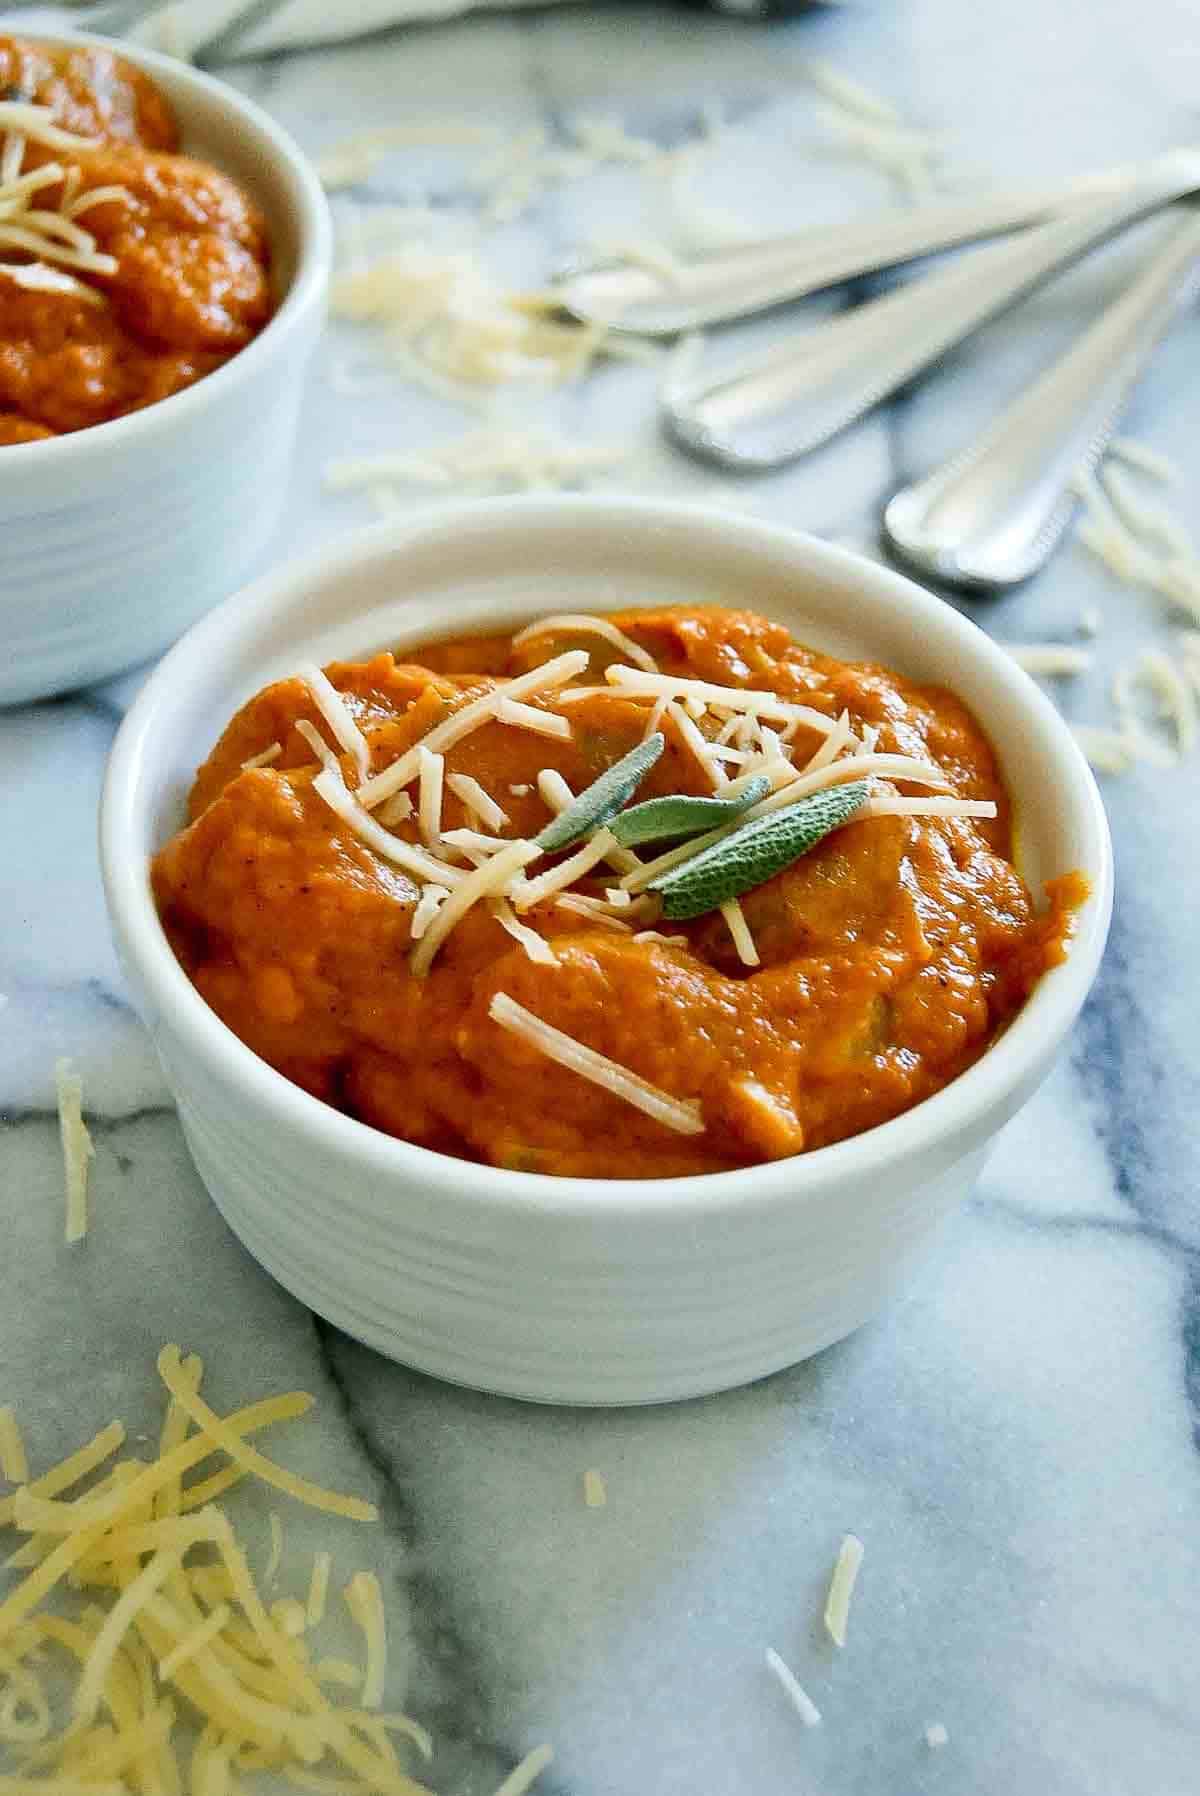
[
  {"x1": 492, "y1": 1743, "x2": 555, "y2": 1796},
  {"x1": 0, "y1": 1408, "x2": 28, "y2": 1485},
  {"x1": 764, "y1": 1647, "x2": 822, "y2": 1728},
  {"x1": 265, "y1": 1510, "x2": 284, "y2": 1587},
  {"x1": 582, "y1": 1469, "x2": 607, "y2": 1509},
  {"x1": 823, "y1": 1534, "x2": 865, "y2": 1648},
  {"x1": 344, "y1": 1571, "x2": 387, "y2": 1710},
  {"x1": 307, "y1": 1551, "x2": 333, "y2": 1629},
  {"x1": 0, "y1": 1349, "x2": 482, "y2": 1792},
  {"x1": 55, "y1": 1057, "x2": 95, "y2": 1246}
]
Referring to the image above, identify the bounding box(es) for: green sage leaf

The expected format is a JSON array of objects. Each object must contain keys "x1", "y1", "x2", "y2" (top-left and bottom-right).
[
  {"x1": 536, "y1": 732, "x2": 665, "y2": 852},
  {"x1": 650, "y1": 781, "x2": 870, "y2": 920},
  {"x1": 608, "y1": 777, "x2": 772, "y2": 848}
]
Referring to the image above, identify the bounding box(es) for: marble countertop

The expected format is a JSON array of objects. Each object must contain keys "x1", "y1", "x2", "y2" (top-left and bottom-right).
[{"x1": 3, "y1": 2, "x2": 1200, "y2": 1791}]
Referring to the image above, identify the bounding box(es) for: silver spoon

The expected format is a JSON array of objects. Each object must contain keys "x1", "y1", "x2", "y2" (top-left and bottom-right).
[
  {"x1": 881, "y1": 204, "x2": 1200, "y2": 589},
  {"x1": 661, "y1": 149, "x2": 1200, "y2": 471},
  {"x1": 552, "y1": 167, "x2": 1131, "y2": 338}
]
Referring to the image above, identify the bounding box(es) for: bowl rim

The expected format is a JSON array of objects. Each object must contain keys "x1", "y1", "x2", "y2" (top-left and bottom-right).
[
  {"x1": 0, "y1": 27, "x2": 331, "y2": 465},
  {"x1": 101, "y1": 495, "x2": 1114, "y2": 1222}
]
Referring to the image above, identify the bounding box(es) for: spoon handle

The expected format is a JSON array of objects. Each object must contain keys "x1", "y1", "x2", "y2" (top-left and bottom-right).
[
  {"x1": 880, "y1": 207, "x2": 1200, "y2": 590},
  {"x1": 662, "y1": 154, "x2": 1200, "y2": 469},
  {"x1": 552, "y1": 170, "x2": 1129, "y2": 337}
]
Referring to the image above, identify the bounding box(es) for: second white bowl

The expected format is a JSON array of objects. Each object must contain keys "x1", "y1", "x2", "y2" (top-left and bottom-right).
[
  {"x1": 0, "y1": 32, "x2": 331, "y2": 707},
  {"x1": 101, "y1": 499, "x2": 1112, "y2": 1404}
]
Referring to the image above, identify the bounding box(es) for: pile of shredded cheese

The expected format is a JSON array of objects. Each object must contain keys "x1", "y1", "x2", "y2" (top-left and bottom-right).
[
  {"x1": 288, "y1": 617, "x2": 993, "y2": 1138},
  {"x1": 315, "y1": 65, "x2": 948, "y2": 507},
  {"x1": 0, "y1": 103, "x2": 130, "y2": 298},
  {"x1": 55, "y1": 1059, "x2": 95, "y2": 1246},
  {"x1": 803, "y1": 60, "x2": 946, "y2": 200},
  {"x1": 0, "y1": 1347, "x2": 554, "y2": 1795}
]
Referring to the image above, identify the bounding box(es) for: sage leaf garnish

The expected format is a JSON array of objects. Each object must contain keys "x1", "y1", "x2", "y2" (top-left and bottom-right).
[
  {"x1": 537, "y1": 732, "x2": 665, "y2": 852},
  {"x1": 609, "y1": 777, "x2": 771, "y2": 848},
  {"x1": 650, "y1": 781, "x2": 870, "y2": 920}
]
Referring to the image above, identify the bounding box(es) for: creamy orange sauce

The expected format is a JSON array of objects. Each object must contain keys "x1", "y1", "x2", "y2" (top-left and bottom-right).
[
  {"x1": 0, "y1": 37, "x2": 272, "y2": 444},
  {"x1": 153, "y1": 607, "x2": 1084, "y2": 1179}
]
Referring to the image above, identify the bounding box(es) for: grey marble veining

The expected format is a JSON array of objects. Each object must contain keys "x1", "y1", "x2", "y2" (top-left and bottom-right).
[{"x1": 3, "y1": 4, "x2": 1199, "y2": 1792}]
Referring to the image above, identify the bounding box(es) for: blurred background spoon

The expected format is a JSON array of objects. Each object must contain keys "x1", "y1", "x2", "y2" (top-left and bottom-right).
[
  {"x1": 552, "y1": 165, "x2": 1132, "y2": 337},
  {"x1": 661, "y1": 149, "x2": 1200, "y2": 470},
  {"x1": 881, "y1": 203, "x2": 1200, "y2": 590}
]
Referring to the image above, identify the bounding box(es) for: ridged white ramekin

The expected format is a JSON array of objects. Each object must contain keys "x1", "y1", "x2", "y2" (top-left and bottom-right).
[
  {"x1": 100, "y1": 499, "x2": 1113, "y2": 1405},
  {"x1": 0, "y1": 32, "x2": 330, "y2": 707}
]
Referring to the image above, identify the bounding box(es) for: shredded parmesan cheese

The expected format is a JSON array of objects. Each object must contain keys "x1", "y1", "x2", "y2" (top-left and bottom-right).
[
  {"x1": 0, "y1": 1409, "x2": 28, "y2": 1485},
  {"x1": 156, "y1": 1347, "x2": 377, "y2": 1524},
  {"x1": 294, "y1": 718, "x2": 341, "y2": 777},
  {"x1": 265, "y1": 1512, "x2": 284, "y2": 1589},
  {"x1": 446, "y1": 771, "x2": 509, "y2": 832},
  {"x1": 823, "y1": 1534, "x2": 864, "y2": 1648},
  {"x1": 1072, "y1": 725, "x2": 1136, "y2": 774},
  {"x1": 157, "y1": 1602, "x2": 232, "y2": 1682},
  {"x1": 307, "y1": 1553, "x2": 332, "y2": 1630},
  {"x1": 488, "y1": 992, "x2": 703, "y2": 1135},
  {"x1": 863, "y1": 794, "x2": 997, "y2": 820},
  {"x1": 411, "y1": 839, "x2": 542, "y2": 978},
  {"x1": 1126, "y1": 647, "x2": 1198, "y2": 754},
  {"x1": 55, "y1": 1058, "x2": 95, "y2": 1246},
  {"x1": 510, "y1": 829, "x2": 620, "y2": 911},
  {"x1": 492, "y1": 1743, "x2": 555, "y2": 1796},
  {"x1": 554, "y1": 894, "x2": 634, "y2": 932},
  {"x1": 375, "y1": 790, "x2": 415, "y2": 828},
  {"x1": 512, "y1": 613, "x2": 659, "y2": 675},
  {"x1": 328, "y1": 427, "x2": 630, "y2": 504},
  {"x1": 298, "y1": 666, "x2": 371, "y2": 787},
  {"x1": 803, "y1": 59, "x2": 903, "y2": 125},
  {"x1": 0, "y1": 1421, "x2": 123, "y2": 1530},
  {"x1": 603, "y1": 665, "x2": 843, "y2": 735},
  {"x1": 490, "y1": 899, "x2": 560, "y2": 966},
  {"x1": 409, "y1": 885, "x2": 446, "y2": 942},
  {"x1": 1002, "y1": 643, "x2": 1093, "y2": 676},
  {"x1": 417, "y1": 746, "x2": 446, "y2": 848},
  {"x1": 0, "y1": 1354, "x2": 441, "y2": 1791},
  {"x1": 241, "y1": 742, "x2": 282, "y2": 770},
  {"x1": 720, "y1": 898, "x2": 760, "y2": 968},
  {"x1": 343, "y1": 1573, "x2": 386, "y2": 1710},
  {"x1": 1108, "y1": 437, "x2": 1178, "y2": 485},
  {"x1": 582, "y1": 1470, "x2": 607, "y2": 1509},
  {"x1": 357, "y1": 650, "x2": 588, "y2": 810},
  {"x1": 764, "y1": 1647, "x2": 822, "y2": 1728},
  {"x1": 312, "y1": 766, "x2": 463, "y2": 889},
  {"x1": 495, "y1": 697, "x2": 571, "y2": 741},
  {"x1": 668, "y1": 698, "x2": 724, "y2": 792}
]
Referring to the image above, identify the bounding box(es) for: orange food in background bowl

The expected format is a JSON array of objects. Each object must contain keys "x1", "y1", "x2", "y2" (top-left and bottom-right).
[{"x1": 0, "y1": 31, "x2": 330, "y2": 705}]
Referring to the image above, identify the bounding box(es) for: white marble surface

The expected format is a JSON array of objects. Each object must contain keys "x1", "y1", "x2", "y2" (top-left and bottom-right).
[{"x1": 4, "y1": 3, "x2": 1200, "y2": 1791}]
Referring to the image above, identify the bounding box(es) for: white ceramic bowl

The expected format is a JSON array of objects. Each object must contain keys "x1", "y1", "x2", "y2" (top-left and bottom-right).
[
  {"x1": 0, "y1": 32, "x2": 331, "y2": 707},
  {"x1": 101, "y1": 498, "x2": 1113, "y2": 1405}
]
